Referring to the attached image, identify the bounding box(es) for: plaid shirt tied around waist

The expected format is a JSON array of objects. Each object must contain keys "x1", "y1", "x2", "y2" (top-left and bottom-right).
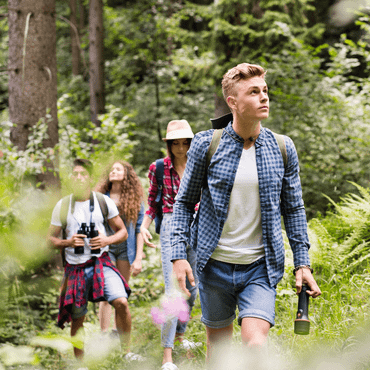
[
  {"x1": 57, "y1": 252, "x2": 130, "y2": 329},
  {"x1": 171, "y1": 122, "x2": 311, "y2": 287}
]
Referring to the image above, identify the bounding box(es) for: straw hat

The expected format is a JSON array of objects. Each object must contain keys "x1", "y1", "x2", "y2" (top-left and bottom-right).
[{"x1": 163, "y1": 120, "x2": 194, "y2": 141}]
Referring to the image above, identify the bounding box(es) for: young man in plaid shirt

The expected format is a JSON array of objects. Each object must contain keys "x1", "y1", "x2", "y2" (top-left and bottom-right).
[{"x1": 170, "y1": 63, "x2": 321, "y2": 363}]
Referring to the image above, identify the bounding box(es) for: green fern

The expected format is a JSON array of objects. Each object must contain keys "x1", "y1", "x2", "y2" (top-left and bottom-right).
[
  {"x1": 316, "y1": 184, "x2": 370, "y2": 273},
  {"x1": 308, "y1": 218, "x2": 340, "y2": 274}
]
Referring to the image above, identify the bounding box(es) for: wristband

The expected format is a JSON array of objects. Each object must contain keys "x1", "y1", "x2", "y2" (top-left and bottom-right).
[{"x1": 293, "y1": 265, "x2": 313, "y2": 276}]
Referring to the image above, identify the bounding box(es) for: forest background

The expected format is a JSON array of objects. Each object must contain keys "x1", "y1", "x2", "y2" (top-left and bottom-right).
[{"x1": 1, "y1": 0, "x2": 370, "y2": 369}]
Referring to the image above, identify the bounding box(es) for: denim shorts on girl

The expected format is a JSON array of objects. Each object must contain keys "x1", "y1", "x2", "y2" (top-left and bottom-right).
[
  {"x1": 198, "y1": 257, "x2": 276, "y2": 329},
  {"x1": 71, "y1": 265, "x2": 128, "y2": 319},
  {"x1": 108, "y1": 242, "x2": 128, "y2": 262}
]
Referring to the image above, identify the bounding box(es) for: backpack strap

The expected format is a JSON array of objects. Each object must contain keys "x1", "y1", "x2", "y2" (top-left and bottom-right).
[
  {"x1": 154, "y1": 159, "x2": 165, "y2": 234},
  {"x1": 95, "y1": 191, "x2": 109, "y2": 231},
  {"x1": 206, "y1": 129, "x2": 223, "y2": 169},
  {"x1": 203, "y1": 129, "x2": 223, "y2": 188},
  {"x1": 60, "y1": 195, "x2": 70, "y2": 239},
  {"x1": 272, "y1": 132, "x2": 288, "y2": 169},
  {"x1": 60, "y1": 195, "x2": 71, "y2": 267},
  {"x1": 96, "y1": 191, "x2": 113, "y2": 236},
  {"x1": 155, "y1": 159, "x2": 164, "y2": 203}
]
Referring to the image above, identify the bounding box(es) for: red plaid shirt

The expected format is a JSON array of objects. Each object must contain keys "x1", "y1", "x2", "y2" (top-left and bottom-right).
[
  {"x1": 146, "y1": 156, "x2": 181, "y2": 220},
  {"x1": 57, "y1": 252, "x2": 130, "y2": 329}
]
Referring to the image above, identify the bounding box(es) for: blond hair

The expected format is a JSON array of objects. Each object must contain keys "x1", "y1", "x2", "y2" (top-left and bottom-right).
[{"x1": 221, "y1": 63, "x2": 266, "y2": 101}]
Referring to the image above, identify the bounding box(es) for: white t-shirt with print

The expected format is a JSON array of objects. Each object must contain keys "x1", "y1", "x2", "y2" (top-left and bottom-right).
[
  {"x1": 51, "y1": 192, "x2": 119, "y2": 265},
  {"x1": 211, "y1": 146, "x2": 265, "y2": 264}
]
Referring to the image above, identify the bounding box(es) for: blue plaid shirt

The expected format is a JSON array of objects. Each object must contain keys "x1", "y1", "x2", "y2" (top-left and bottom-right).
[{"x1": 171, "y1": 122, "x2": 310, "y2": 287}]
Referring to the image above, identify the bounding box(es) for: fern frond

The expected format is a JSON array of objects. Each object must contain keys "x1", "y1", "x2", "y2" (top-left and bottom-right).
[{"x1": 343, "y1": 251, "x2": 370, "y2": 272}]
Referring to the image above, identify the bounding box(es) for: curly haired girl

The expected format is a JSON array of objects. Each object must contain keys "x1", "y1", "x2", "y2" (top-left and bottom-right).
[{"x1": 96, "y1": 160, "x2": 145, "y2": 337}]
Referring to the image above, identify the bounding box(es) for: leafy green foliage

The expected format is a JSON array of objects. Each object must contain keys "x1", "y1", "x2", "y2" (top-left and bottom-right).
[
  {"x1": 0, "y1": 115, "x2": 58, "y2": 184},
  {"x1": 58, "y1": 102, "x2": 136, "y2": 170},
  {"x1": 263, "y1": 33, "x2": 370, "y2": 217},
  {"x1": 309, "y1": 183, "x2": 370, "y2": 273},
  {"x1": 129, "y1": 246, "x2": 165, "y2": 306},
  {"x1": 102, "y1": 0, "x2": 215, "y2": 171},
  {"x1": 212, "y1": 0, "x2": 324, "y2": 79}
]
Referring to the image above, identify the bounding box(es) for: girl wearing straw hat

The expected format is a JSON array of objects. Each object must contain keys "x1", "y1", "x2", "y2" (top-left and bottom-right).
[{"x1": 140, "y1": 120, "x2": 199, "y2": 370}]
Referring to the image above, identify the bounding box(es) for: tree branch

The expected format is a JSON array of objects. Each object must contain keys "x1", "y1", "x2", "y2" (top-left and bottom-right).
[{"x1": 57, "y1": 14, "x2": 88, "y2": 77}]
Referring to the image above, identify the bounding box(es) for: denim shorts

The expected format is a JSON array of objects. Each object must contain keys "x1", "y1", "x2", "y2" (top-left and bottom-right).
[
  {"x1": 71, "y1": 265, "x2": 128, "y2": 319},
  {"x1": 108, "y1": 242, "x2": 128, "y2": 262},
  {"x1": 198, "y1": 257, "x2": 276, "y2": 329}
]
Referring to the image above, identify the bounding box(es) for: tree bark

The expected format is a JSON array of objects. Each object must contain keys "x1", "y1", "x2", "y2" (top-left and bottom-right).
[
  {"x1": 213, "y1": 92, "x2": 230, "y2": 119},
  {"x1": 213, "y1": 0, "x2": 230, "y2": 118},
  {"x1": 79, "y1": 0, "x2": 85, "y2": 32},
  {"x1": 8, "y1": 0, "x2": 59, "y2": 188},
  {"x1": 89, "y1": 0, "x2": 105, "y2": 125},
  {"x1": 70, "y1": 0, "x2": 80, "y2": 75}
]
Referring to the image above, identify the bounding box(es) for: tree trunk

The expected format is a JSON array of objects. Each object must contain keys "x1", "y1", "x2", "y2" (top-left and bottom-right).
[
  {"x1": 70, "y1": 0, "x2": 80, "y2": 75},
  {"x1": 213, "y1": 92, "x2": 230, "y2": 119},
  {"x1": 8, "y1": 0, "x2": 59, "y2": 188},
  {"x1": 213, "y1": 0, "x2": 230, "y2": 119},
  {"x1": 89, "y1": 0, "x2": 105, "y2": 125},
  {"x1": 79, "y1": 0, "x2": 85, "y2": 32}
]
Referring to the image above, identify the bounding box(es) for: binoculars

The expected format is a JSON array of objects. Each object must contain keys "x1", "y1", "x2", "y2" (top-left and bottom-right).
[
  {"x1": 75, "y1": 222, "x2": 100, "y2": 254},
  {"x1": 294, "y1": 284, "x2": 310, "y2": 335}
]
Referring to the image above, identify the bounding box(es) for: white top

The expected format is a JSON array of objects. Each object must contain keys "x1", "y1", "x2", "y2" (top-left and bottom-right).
[
  {"x1": 211, "y1": 146, "x2": 265, "y2": 264},
  {"x1": 51, "y1": 192, "x2": 119, "y2": 265}
]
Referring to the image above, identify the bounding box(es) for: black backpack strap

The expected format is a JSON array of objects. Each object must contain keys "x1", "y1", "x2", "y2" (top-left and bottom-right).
[
  {"x1": 155, "y1": 159, "x2": 164, "y2": 203},
  {"x1": 272, "y1": 132, "x2": 288, "y2": 169},
  {"x1": 154, "y1": 159, "x2": 164, "y2": 234}
]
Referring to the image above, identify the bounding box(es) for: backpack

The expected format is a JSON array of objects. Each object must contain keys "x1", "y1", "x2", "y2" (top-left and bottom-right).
[
  {"x1": 207, "y1": 112, "x2": 287, "y2": 169},
  {"x1": 206, "y1": 128, "x2": 287, "y2": 170},
  {"x1": 154, "y1": 158, "x2": 164, "y2": 234},
  {"x1": 59, "y1": 191, "x2": 109, "y2": 266}
]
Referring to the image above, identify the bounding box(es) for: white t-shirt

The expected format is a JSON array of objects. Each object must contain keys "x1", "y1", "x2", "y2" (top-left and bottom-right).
[
  {"x1": 211, "y1": 146, "x2": 265, "y2": 264},
  {"x1": 51, "y1": 192, "x2": 119, "y2": 265}
]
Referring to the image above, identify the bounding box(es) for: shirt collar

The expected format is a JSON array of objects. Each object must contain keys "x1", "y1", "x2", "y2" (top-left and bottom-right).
[{"x1": 224, "y1": 121, "x2": 266, "y2": 147}]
